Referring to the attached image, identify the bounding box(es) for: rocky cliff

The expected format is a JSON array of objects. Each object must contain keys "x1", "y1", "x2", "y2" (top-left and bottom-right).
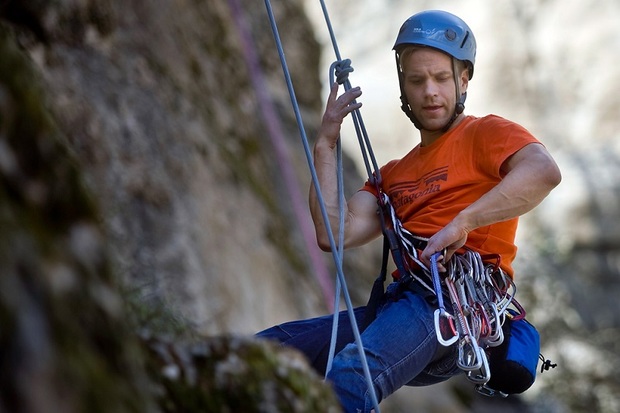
[{"x1": 1, "y1": 0, "x2": 619, "y2": 412}]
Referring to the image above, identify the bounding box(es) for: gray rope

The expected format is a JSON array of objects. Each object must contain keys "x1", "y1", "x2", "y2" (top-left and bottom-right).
[
  {"x1": 318, "y1": 2, "x2": 382, "y2": 188},
  {"x1": 325, "y1": 60, "x2": 348, "y2": 376},
  {"x1": 264, "y1": 1, "x2": 381, "y2": 411}
]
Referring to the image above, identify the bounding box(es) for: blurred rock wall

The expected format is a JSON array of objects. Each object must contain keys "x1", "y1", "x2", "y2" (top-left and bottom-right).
[
  {"x1": 2, "y1": 0, "x2": 619, "y2": 412},
  {"x1": 2, "y1": 0, "x2": 377, "y2": 337}
]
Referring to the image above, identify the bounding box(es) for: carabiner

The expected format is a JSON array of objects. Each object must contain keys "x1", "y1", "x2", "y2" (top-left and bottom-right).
[
  {"x1": 434, "y1": 308, "x2": 459, "y2": 347},
  {"x1": 457, "y1": 336, "x2": 483, "y2": 371},
  {"x1": 466, "y1": 346, "x2": 491, "y2": 384},
  {"x1": 430, "y1": 253, "x2": 459, "y2": 347},
  {"x1": 484, "y1": 302, "x2": 504, "y2": 347},
  {"x1": 475, "y1": 384, "x2": 508, "y2": 398}
]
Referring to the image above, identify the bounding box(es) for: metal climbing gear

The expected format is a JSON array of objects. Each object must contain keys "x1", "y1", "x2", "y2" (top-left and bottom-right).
[
  {"x1": 443, "y1": 249, "x2": 521, "y2": 388},
  {"x1": 430, "y1": 253, "x2": 459, "y2": 347}
]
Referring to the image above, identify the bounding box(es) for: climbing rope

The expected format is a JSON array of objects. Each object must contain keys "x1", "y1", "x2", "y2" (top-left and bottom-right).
[
  {"x1": 325, "y1": 59, "x2": 347, "y2": 377},
  {"x1": 317, "y1": 0, "x2": 383, "y2": 187},
  {"x1": 263, "y1": 1, "x2": 381, "y2": 411}
]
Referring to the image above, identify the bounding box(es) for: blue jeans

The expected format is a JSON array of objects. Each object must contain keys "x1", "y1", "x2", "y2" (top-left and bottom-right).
[{"x1": 256, "y1": 283, "x2": 461, "y2": 413}]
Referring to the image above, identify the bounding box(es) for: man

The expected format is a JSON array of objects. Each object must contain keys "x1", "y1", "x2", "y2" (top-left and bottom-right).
[{"x1": 257, "y1": 10, "x2": 561, "y2": 412}]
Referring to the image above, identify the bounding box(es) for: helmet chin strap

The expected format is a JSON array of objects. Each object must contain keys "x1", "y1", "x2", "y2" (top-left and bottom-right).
[
  {"x1": 440, "y1": 92, "x2": 466, "y2": 133},
  {"x1": 397, "y1": 55, "x2": 466, "y2": 133}
]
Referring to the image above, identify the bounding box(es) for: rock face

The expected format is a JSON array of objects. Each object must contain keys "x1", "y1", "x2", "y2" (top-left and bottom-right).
[
  {"x1": 5, "y1": 0, "x2": 375, "y2": 334},
  {"x1": 143, "y1": 334, "x2": 341, "y2": 413},
  {"x1": 1, "y1": 0, "x2": 620, "y2": 412},
  {"x1": 26, "y1": 0, "x2": 329, "y2": 333},
  {"x1": 0, "y1": 19, "x2": 152, "y2": 413},
  {"x1": 0, "y1": 0, "x2": 346, "y2": 412}
]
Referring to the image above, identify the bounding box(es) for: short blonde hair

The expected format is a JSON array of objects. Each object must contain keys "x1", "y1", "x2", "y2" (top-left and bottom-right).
[{"x1": 397, "y1": 45, "x2": 468, "y2": 77}]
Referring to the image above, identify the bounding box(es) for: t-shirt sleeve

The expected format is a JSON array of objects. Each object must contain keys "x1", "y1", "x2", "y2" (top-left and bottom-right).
[
  {"x1": 474, "y1": 115, "x2": 542, "y2": 177},
  {"x1": 360, "y1": 159, "x2": 399, "y2": 196}
]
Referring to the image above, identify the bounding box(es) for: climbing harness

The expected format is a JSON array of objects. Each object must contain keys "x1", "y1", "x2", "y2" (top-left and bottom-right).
[{"x1": 373, "y1": 175, "x2": 556, "y2": 395}]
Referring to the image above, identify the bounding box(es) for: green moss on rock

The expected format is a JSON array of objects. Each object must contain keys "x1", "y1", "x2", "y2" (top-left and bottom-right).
[{"x1": 143, "y1": 334, "x2": 342, "y2": 413}]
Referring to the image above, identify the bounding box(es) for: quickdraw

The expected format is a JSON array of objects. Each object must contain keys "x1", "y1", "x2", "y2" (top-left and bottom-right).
[
  {"x1": 445, "y1": 251, "x2": 511, "y2": 385},
  {"x1": 432, "y1": 249, "x2": 526, "y2": 391},
  {"x1": 430, "y1": 253, "x2": 459, "y2": 347}
]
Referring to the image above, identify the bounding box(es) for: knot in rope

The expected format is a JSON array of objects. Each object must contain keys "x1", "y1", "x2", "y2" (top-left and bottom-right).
[{"x1": 332, "y1": 59, "x2": 354, "y2": 85}]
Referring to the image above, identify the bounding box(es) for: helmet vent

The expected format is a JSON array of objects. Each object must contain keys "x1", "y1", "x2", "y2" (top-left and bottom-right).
[{"x1": 460, "y1": 32, "x2": 470, "y2": 48}]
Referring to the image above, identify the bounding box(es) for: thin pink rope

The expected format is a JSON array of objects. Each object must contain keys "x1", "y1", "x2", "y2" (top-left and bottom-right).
[{"x1": 228, "y1": 0, "x2": 335, "y2": 311}]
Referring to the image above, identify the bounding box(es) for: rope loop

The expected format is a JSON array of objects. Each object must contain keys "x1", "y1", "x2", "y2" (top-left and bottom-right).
[{"x1": 331, "y1": 59, "x2": 354, "y2": 85}]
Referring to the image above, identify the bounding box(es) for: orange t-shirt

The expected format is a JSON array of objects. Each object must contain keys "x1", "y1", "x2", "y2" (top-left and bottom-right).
[{"x1": 362, "y1": 115, "x2": 541, "y2": 277}]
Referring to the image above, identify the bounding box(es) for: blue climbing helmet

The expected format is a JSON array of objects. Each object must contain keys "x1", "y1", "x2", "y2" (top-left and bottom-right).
[
  {"x1": 393, "y1": 10, "x2": 477, "y2": 130},
  {"x1": 393, "y1": 10, "x2": 476, "y2": 79}
]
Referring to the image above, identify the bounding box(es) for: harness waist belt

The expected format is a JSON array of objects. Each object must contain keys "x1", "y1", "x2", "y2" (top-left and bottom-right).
[{"x1": 401, "y1": 231, "x2": 429, "y2": 251}]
